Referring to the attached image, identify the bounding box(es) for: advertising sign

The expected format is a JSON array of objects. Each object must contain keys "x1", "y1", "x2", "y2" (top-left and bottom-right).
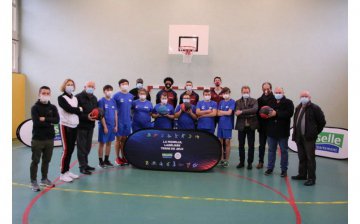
[
  {"x1": 124, "y1": 129, "x2": 222, "y2": 172},
  {"x1": 16, "y1": 119, "x2": 62, "y2": 147},
  {"x1": 288, "y1": 127, "x2": 348, "y2": 159}
]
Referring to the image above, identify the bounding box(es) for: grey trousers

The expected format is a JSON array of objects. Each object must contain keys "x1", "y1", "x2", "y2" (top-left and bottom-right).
[
  {"x1": 296, "y1": 135, "x2": 316, "y2": 180},
  {"x1": 30, "y1": 139, "x2": 54, "y2": 181},
  {"x1": 77, "y1": 128, "x2": 94, "y2": 170}
]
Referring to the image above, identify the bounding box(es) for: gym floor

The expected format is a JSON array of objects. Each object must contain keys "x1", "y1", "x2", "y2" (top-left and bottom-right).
[{"x1": 12, "y1": 140, "x2": 347, "y2": 224}]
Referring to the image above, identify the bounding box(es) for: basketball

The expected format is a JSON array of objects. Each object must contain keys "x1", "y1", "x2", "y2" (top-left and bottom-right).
[
  {"x1": 90, "y1": 108, "x2": 104, "y2": 120},
  {"x1": 181, "y1": 102, "x2": 192, "y2": 112},
  {"x1": 259, "y1": 106, "x2": 273, "y2": 119},
  {"x1": 157, "y1": 105, "x2": 169, "y2": 115}
]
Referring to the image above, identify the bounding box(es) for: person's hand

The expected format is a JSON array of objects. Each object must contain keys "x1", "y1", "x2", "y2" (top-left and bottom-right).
[
  {"x1": 235, "y1": 110, "x2": 242, "y2": 116},
  {"x1": 88, "y1": 113, "x2": 96, "y2": 121},
  {"x1": 104, "y1": 126, "x2": 109, "y2": 134},
  {"x1": 268, "y1": 110, "x2": 276, "y2": 118},
  {"x1": 39, "y1": 117, "x2": 45, "y2": 122},
  {"x1": 113, "y1": 126, "x2": 118, "y2": 133}
]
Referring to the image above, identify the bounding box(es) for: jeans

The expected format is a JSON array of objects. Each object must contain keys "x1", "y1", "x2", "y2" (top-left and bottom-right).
[
  {"x1": 267, "y1": 136, "x2": 289, "y2": 171},
  {"x1": 238, "y1": 127, "x2": 255, "y2": 164}
]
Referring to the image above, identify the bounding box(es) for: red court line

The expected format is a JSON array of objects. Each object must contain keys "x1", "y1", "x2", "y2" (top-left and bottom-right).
[{"x1": 285, "y1": 176, "x2": 302, "y2": 224}]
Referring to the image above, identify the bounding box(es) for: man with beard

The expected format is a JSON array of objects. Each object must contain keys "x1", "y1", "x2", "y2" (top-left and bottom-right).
[{"x1": 156, "y1": 77, "x2": 178, "y2": 108}]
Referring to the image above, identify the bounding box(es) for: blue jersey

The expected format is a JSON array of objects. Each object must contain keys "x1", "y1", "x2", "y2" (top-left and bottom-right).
[
  {"x1": 175, "y1": 104, "x2": 196, "y2": 129},
  {"x1": 196, "y1": 100, "x2": 217, "y2": 130},
  {"x1": 218, "y1": 99, "x2": 236, "y2": 129},
  {"x1": 97, "y1": 97, "x2": 117, "y2": 128},
  {"x1": 132, "y1": 100, "x2": 153, "y2": 127},
  {"x1": 153, "y1": 103, "x2": 174, "y2": 129},
  {"x1": 113, "y1": 91, "x2": 133, "y2": 126}
]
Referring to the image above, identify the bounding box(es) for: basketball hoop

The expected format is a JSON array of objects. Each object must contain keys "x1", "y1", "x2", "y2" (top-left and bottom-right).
[{"x1": 179, "y1": 46, "x2": 196, "y2": 63}]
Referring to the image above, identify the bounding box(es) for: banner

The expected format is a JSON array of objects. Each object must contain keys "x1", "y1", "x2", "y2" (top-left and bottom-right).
[
  {"x1": 124, "y1": 129, "x2": 222, "y2": 172},
  {"x1": 16, "y1": 119, "x2": 63, "y2": 147},
  {"x1": 288, "y1": 127, "x2": 348, "y2": 159}
]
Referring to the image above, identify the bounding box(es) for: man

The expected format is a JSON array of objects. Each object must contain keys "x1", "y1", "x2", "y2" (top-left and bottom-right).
[
  {"x1": 210, "y1": 76, "x2": 224, "y2": 105},
  {"x1": 30, "y1": 86, "x2": 59, "y2": 191},
  {"x1": 113, "y1": 79, "x2": 134, "y2": 166},
  {"x1": 129, "y1": 78, "x2": 151, "y2": 101},
  {"x1": 235, "y1": 86, "x2": 258, "y2": 170},
  {"x1": 76, "y1": 81, "x2": 98, "y2": 175},
  {"x1": 179, "y1": 81, "x2": 199, "y2": 106},
  {"x1": 291, "y1": 91, "x2": 326, "y2": 186},
  {"x1": 264, "y1": 87, "x2": 294, "y2": 177},
  {"x1": 256, "y1": 82, "x2": 274, "y2": 169},
  {"x1": 156, "y1": 77, "x2": 177, "y2": 108}
]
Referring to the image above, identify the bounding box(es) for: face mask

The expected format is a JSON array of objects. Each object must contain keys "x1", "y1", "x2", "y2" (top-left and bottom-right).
[
  {"x1": 242, "y1": 93, "x2": 250, "y2": 99},
  {"x1": 185, "y1": 86, "x2": 192, "y2": 91},
  {"x1": 183, "y1": 99, "x2": 190, "y2": 103},
  {"x1": 86, "y1": 87, "x2": 94, "y2": 94},
  {"x1": 65, "y1": 85, "x2": 74, "y2": 94},
  {"x1": 223, "y1": 94, "x2": 230, "y2": 99},
  {"x1": 39, "y1": 95, "x2": 50, "y2": 104},
  {"x1": 274, "y1": 93, "x2": 283, "y2": 100},
  {"x1": 165, "y1": 84, "x2": 172, "y2": 89},
  {"x1": 136, "y1": 83, "x2": 143, "y2": 89},
  {"x1": 105, "y1": 91, "x2": 112, "y2": 97},
  {"x1": 204, "y1": 95, "x2": 211, "y2": 101},
  {"x1": 121, "y1": 85, "x2": 129, "y2": 91},
  {"x1": 139, "y1": 95, "x2": 146, "y2": 100},
  {"x1": 161, "y1": 99, "x2": 168, "y2": 104},
  {"x1": 300, "y1": 97, "x2": 310, "y2": 105},
  {"x1": 215, "y1": 81, "x2": 221, "y2": 87}
]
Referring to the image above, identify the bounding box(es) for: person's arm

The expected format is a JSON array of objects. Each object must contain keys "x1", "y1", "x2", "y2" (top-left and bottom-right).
[
  {"x1": 186, "y1": 107, "x2": 198, "y2": 120},
  {"x1": 174, "y1": 106, "x2": 182, "y2": 118},
  {"x1": 155, "y1": 91, "x2": 161, "y2": 104},
  {"x1": 164, "y1": 106, "x2": 175, "y2": 119},
  {"x1": 77, "y1": 94, "x2": 96, "y2": 122},
  {"x1": 114, "y1": 109, "x2": 118, "y2": 133},
  {"x1": 173, "y1": 91, "x2": 178, "y2": 108},
  {"x1": 270, "y1": 99, "x2": 294, "y2": 119},
  {"x1": 58, "y1": 95, "x2": 82, "y2": 114},
  {"x1": 31, "y1": 105, "x2": 47, "y2": 127},
  {"x1": 45, "y1": 105, "x2": 60, "y2": 124},
  {"x1": 314, "y1": 105, "x2": 326, "y2": 133},
  {"x1": 241, "y1": 99, "x2": 258, "y2": 115},
  {"x1": 218, "y1": 109, "x2": 233, "y2": 116},
  {"x1": 179, "y1": 92, "x2": 184, "y2": 105},
  {"x1": 196, "y1": 108, "x2": 212, "y2": 116}
]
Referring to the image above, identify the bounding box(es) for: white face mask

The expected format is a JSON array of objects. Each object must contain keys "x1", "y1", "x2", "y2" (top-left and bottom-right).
[
  {"x1": 105, "y1": 91, "x2": 112, "y2": 97},
  {"x1": 39, "y1": 95, "x2": 50, "y2": 104},
  {"x1": 185, "y1": 86, "x2": 192, "y2": 91},
  {"x1": 183, "y1": 99, "x2": 190, "y2": 103},
  {"x1": 161, "y1": 99, "x2": 168, "y2": 104},
  {"x1": 139, "y1": 95, "x2": 146, "y2": 100},
  {"x1": 65, "y1": 85, "x2": 74, "y2": 94},
  {"x1": 242, "y1": 93, "x2": 250, "y2": 99},
  {"x1": 204, "y1": 95, "x2": 211, "y2": 101},
  {"x1": 223, "y1": 94, "x2": 230, "y2": 99},
  {"x1": 136, "y1": 83, "x2": 143, "y2": 89},
  {"x1": 121, "y1": 85, "x2": 129, "y2": 91}
]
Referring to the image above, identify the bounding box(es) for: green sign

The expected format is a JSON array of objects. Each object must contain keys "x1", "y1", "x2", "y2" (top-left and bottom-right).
[{"x1": 316, "y1": 132, "x2": 344, "y2": 148}]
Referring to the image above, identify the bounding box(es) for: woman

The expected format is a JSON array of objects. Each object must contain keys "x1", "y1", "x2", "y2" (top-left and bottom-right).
[{"x1": 57, "y1": 79, "x2": 83, "y2": 182}]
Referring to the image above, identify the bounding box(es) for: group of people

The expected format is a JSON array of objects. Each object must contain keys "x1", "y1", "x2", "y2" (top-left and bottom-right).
[{"x1": 29, "y1": 76, "x2": 326, "y2": 191}]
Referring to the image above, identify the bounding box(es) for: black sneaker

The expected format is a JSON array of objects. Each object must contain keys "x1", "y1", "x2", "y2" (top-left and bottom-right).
[
  {"x1": 304, "y1": 179, "x2": 316, "y2": 186},
  {"x1": 247, "y1": 164, "x2": 252, "y2": 170},
  {"x1": 80, "y1": 169, "x2": 92, "y2": 175},
  {"x1": 264, "y1": 169, "x2": 273, "y2": 176},
  {"x1": 85, "y1": 165, "x2": 96, "y2": 171},
  {"x1": 291, "y1": 175, "x2": 307, "y2": 180},
  {"x1": 104, "y1": 160, "x2": 114, "y2": 167},
  {"x1": 98, "y1": 162, "x2": 106, "y2": 169},
  {"x1": 30, "y1": 181, "x2": 40, "y2": 192},
  {"x1": 280, "y1": 171, "x2": 287, "y2": 177},
  {"x1": 236, "y1": 163, "x2": 244, "y2": 169}
]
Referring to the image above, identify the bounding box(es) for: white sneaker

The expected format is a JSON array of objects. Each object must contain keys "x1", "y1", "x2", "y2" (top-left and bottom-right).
[
  {"x1": 60, "y1": 173, "x2": 73, "y2": 182},
  {"x1": 67, "y1": 171, "x2": 79, "y2": 179}
]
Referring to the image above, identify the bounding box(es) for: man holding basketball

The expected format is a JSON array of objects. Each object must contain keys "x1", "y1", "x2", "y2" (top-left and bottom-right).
[{"x1": 76, "y1": 81, "x2": 98, "y2": 175}]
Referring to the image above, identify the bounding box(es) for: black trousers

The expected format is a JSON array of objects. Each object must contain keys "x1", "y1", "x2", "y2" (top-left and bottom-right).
[
  {"x1": 77, "y1": 128, "x2": 94, "y2": 170},
  {"x1": 60, "y1": 125, "x2": 78, "y2": 174},
  {"x1": 238, "y1": 127, "x2": 255, "y2": 164},
  {"x1": 296, "y1": 135, "x2": 316, "y2": 180},
  {"x1": 30, "y1": 139, "x2": 54, "y2": 181},
  {"x1": 258, "y1": 130, "x2": 268, "y2": 163}
]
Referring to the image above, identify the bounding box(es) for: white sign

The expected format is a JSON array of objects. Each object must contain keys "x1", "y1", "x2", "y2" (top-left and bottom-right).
[{"x1": 288, "y1": 127, "x2": 348, "y2": 159}]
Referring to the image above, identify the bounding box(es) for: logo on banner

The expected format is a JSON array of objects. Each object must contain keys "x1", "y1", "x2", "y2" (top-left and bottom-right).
[{"x1": 316, "y1": 132, "x2": 344, "y2": 153}]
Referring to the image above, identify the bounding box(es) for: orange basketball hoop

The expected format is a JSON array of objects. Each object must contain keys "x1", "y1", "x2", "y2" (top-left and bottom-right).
[{"x1": 179, "y1": 46, "x2": 196, "y2": 63}]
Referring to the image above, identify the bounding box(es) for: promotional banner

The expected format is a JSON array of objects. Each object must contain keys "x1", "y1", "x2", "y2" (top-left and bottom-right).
[
  {"x1": 16, "y1": 119, "x2": 63, "y2": 147},
  {"x1": 124, "y1": 129, "x2": 222, "y2": 172},
  {"x1": 288, "y1": 127, "x2": 348, "y2": 159}
]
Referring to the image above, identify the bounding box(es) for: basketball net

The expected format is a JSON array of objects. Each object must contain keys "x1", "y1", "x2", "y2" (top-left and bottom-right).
[{"x1": 179, "y1": 46, "x2": 195, "y2": 63}]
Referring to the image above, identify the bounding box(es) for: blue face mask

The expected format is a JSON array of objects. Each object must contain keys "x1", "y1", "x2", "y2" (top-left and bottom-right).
[
  {"x1": 136, "y1": 83, "x2": 143, "y2": 89},
  {"x1": 274, "y1": 93, "x2": 283, "y2": 100},
  {"x1": 86, "y1": 87, "x2": 94, "y2": 94},
  {"x1": 300, "y1": 97, "x2": 310, "y2": 105}
]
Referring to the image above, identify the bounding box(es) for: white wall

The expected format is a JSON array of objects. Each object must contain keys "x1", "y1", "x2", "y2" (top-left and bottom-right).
[{"x1": 20, "y1": 0, "x2": 347, "y2": 129}]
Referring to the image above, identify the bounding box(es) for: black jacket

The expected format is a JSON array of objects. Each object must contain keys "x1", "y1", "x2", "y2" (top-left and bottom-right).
[
  {"x1": 292, "y1": 102, "x2": 326, "y2": 141},
  {"x1": 257, "y1": 93, "x2": 275, "y2": 132},
  {"x1": 266, "y1": 96, "x2": 294, "y2": 138},
  {"x1": 76, "y1": 91, "x2": 98, "y2": 129},
  {"x1": 31, "y1": 100, "x2": 60, "y2": 140}
]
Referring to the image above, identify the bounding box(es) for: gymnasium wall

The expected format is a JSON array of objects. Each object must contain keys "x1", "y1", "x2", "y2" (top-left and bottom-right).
[{"x1": 19, "y1": 0, "x2": 348, "y2": 129}]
